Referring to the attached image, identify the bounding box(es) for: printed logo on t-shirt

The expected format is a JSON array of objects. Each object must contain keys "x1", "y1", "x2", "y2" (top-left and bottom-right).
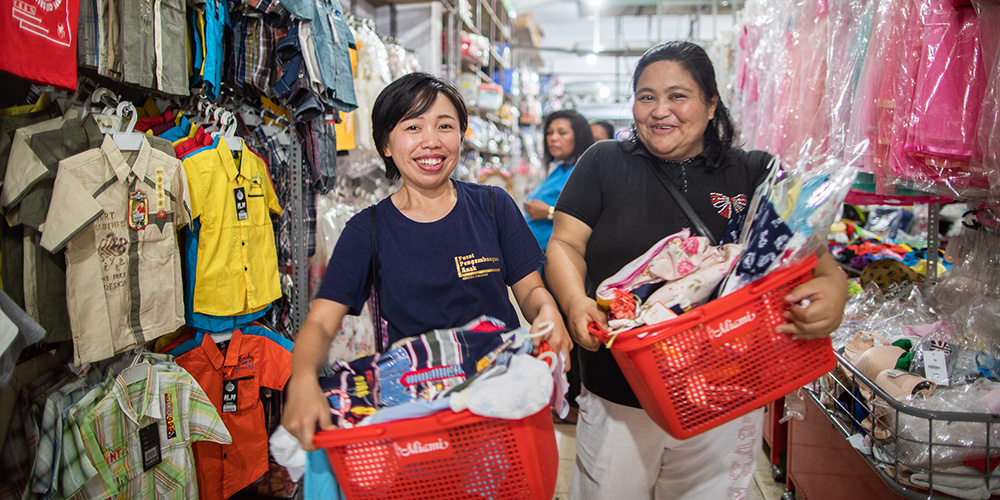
[
  {"x1": 454, "y1": 253, "x2": 500, "y2": 280},
  {"x1": 12, "y1": 0, "x2": 73, "y2": 47},
  {"x1": 248, "y1": 174, "x2": 264, "y2": 196}
]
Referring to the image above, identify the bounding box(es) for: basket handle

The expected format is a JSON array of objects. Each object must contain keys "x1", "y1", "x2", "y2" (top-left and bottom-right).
[
  {"x1": 315, "y1": 424, "x2": 388, "y2": 445},
  {"x1": 746, "y1": 256, "x2": 815, "y2": 295},
  {"x1": 588, "y1": 323, "x2": 611, "y2": 342}
]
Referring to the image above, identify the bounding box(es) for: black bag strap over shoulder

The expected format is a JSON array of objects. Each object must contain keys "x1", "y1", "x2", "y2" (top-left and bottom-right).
[
  {"x1": 370, "y1": 204, "x2": 385, "y2": 353},
  {"x1": 648, "y1": 164, "x2": 718, "y2": 246}
]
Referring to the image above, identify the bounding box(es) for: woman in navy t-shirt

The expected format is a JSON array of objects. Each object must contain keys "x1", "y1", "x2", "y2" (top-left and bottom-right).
[{"x1": 283, "y1": 73, "x2": 572, "y2": 450}]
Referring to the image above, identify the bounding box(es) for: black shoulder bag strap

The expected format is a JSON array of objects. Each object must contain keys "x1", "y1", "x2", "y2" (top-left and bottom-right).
[
  {"x1": 648, "y1": 163, "x2": 718, "y2": 246},
  {"x1": 488, "y1": 185, "x2": 496, "y2": 217},
  {"x1": 370, "y1": 205, "x2": 385, "y2": 354}
]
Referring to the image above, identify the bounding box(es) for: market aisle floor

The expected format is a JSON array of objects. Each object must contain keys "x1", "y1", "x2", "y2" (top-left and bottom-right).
[{"x1": 551, "y1": 422, "x2": 788, "y2": 500}]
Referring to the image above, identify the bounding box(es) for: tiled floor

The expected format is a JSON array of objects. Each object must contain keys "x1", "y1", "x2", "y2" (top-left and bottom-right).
[{"x1": 551, "y1": 422, "x2": 791, "y2": 500}]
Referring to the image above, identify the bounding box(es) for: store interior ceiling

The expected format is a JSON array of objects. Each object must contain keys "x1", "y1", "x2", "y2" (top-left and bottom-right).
[{"x1": 509, "y1": 0, "x2": 743, "y2": 121}]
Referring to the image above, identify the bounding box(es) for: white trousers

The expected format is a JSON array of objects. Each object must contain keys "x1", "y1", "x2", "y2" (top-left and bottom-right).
[{"x1": 570, "y1": 388, "x2": 763, "y2": 500}]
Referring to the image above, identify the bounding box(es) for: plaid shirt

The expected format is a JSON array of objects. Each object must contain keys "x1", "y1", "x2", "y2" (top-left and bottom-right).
[
  {"x1": 0, "y1": 367, "x2": 72, "y2": 500},
  {"x1": 57, "y1": 355, "x2": 177, "y2": 499},
  {"x1": 69, "y1": 361, "x2": 231, "y2": 500},
  {"x1": 28, "y1": 372, "x2": 101, "y2": 500}
]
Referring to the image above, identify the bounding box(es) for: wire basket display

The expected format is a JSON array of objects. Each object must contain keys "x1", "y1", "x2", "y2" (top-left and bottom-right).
[
  {"x1": 313, "y1": 407, "x2": 559, "y2": 500},
  {"x1": 592, "y1": 255, "x2": 837, "y2": 439},
  {"x1": 805, "y1": 352, "x2": 1000, "y2": 499}
]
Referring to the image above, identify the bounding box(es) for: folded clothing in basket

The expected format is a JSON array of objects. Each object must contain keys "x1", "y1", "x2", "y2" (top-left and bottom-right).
[
  {"x1": 594, "y1": 228, "x2": 743, "y2": 330},
  {"x1": 318, "y1": 316, "x2": 532, "y2": 427}
]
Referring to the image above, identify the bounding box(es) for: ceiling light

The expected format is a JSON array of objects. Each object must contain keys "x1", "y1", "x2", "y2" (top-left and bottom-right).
[
  {"x1": 586, "y1": 53, "x2": 597, "y2": 65},
  {"x1": 598, "y1": 85, "x2": 610, "y2": 99}
]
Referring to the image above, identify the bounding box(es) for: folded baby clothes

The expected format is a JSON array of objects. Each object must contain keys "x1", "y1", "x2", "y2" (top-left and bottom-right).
[
  {"x1": 319, "y1": 316, "x2": 529, "y2": 428},
  {"x1": 595, "y1": 229, "x2": 743, "y2": 327}
]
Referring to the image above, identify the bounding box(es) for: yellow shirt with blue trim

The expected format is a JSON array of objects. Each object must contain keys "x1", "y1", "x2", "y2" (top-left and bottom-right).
[{"x1": 182, "y1": 137, "x2": 283, "y2": 316}]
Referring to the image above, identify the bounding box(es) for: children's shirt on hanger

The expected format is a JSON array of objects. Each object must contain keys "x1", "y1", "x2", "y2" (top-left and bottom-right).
[
  {"x1": 277, "y1": 0, "x2": 358, "y2": 112},
  {"x1": 182, "y1": 137, "x2": 282, "y2": 316},
  {"x1": 1, "y1": 116, "x2": 69, "y2": 213},
  {"x1": 182, "y1": 220, "x2": 270, "y2": 332},
  {"x1": 168, "y1": 324, "x2": 293, "y2": 500},
  {"x1": 26, "y1": 370, "x2": 99, "y2": 500},
  {"x1": 71, "y1": 362, "x2": 232, "y2": 500},
  {"x1": 57, "y1": 353, "x2": 176, "y2": 499},
  {"x1": 0, "y1": 365, "x2": 76, "y2": 500},
  {"x1": 40, "y1": 136, "x2": 191, "y2": 365},
  {"x1": 203, "y1": 0, "x2": 230, "y2": 99}
]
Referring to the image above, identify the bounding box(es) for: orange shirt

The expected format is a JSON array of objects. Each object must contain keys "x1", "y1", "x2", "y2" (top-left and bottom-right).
[{"x1": 168, "y1": 324, "x2": 293, "y2": 500}]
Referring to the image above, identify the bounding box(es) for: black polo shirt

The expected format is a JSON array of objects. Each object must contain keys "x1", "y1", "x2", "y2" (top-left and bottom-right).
[{"x1": 556, "y1": 139, "x2": 772, "y2": 408}]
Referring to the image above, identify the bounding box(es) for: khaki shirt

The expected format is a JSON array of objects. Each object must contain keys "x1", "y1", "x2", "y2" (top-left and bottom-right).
[{"x1": 41, "y1": 136, "x2": 191, "y2": 364}]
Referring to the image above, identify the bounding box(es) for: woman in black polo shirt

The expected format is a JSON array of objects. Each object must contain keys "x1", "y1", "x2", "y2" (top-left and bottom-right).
[{"x1": 545, "y1": 41, "x2": 848, "y2": 499}]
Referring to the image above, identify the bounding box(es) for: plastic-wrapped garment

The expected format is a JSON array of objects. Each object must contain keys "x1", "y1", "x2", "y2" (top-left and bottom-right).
[
  {"x1": 845, "y1": 0, "x2": 908, "y2": 181},
  {"x1": 896, "y1": 0, "x2": 987, "y2": 195},
  {"x1": 975, "y1": 0, "x2": 1000, "y2": 197},
  {"x1": 929, "y1": 224, "x2": 1000, "y2": 317},
  {"x1": 824, "y1": 0, "x2": 875, "y2": 156},
  {"x1": 905, "y1": 0, "x2": 985, "y2": 163},
  {"x1": 722, "y1": 147, "x2": 858, "y2": 295},
  {"x1": 831, "y1": 281, "x2": 940, "y2": 352},
  {"x1": 896, "y1": 379, "x2": 1000, "y2": 467},
  {"x1": 351, "y1": 79, "x2": 386, "y2": 152},
  {"x1": 779, "y1": 0, "x2": 830, "y2": 164},
  {"x1": 353, "y1": 21, "x2": 391, "y2": 84},
  {"x1": 384, "y1": 42, "x2": 421, "y2": 80}
]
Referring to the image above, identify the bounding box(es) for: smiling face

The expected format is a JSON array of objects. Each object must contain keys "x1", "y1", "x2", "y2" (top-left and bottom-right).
[
  {"x1": 545, "y1": 118, "x2": 576, "y2": 163},
  {"x1": 632, "y1": 60, "x2": 718, "y2": 162},
  {"x1": 381, "y1": 93, "x2": 463, "y2": 191}
]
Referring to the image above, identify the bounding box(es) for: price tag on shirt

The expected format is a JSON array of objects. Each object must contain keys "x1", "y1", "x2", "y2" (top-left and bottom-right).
[
  {"x1": 222, "y1": 379, "x2": 238, "y2": 412},
  {"x1": 234, "y1": 187, "x2": 248, "y2": 221},
  {"x1": 923, "y1": 350, "x2": 950, "y2": 386},
  {"x1": 139, "y1": 423, "x2": 162, "y2": 471}
]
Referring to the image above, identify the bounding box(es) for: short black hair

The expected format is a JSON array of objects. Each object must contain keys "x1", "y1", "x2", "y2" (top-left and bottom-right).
[
  {"x1": 627, "y1": 41, "x2": 735, "y2": 164},
  {"x1": 372, "y1": 72, "x2": 469, "y2": 181},
  {"x1": 591, "y1": 120, "x2": 615, "y2": 140},
  {"x1": 542, "y1": 109, "x2": 595, "y2": 166}
]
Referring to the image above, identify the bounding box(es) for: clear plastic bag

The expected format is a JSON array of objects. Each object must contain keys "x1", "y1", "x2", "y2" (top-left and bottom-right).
[{"x1": 896, "y1": 380, "x2": 1000, "y2": 467}]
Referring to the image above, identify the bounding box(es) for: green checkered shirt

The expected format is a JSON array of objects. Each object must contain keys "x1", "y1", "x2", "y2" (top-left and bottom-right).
[{"x1": 63, "y1": 361, "x2": 230, "y2": 499}]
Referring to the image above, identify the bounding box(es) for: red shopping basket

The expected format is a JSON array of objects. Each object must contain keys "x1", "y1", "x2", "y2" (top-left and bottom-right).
[
  {"x1": 313, "y1": 407, "x2": 559, "y2": 500},
  {"x1": 590, "y1": 255, "x2": 836, "y2": 439}
]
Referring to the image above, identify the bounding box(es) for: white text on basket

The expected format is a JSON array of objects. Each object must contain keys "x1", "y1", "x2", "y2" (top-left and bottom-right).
[
  {"x1": 394, "y1": 438, "x2": 451, "y2": 457},
  {"x1": 707, "y1": 312, "x2": 756, "y2": 338}
]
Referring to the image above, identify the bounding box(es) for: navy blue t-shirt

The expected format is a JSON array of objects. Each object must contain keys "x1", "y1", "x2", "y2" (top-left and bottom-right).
[{"x1": 316, "y1": 179, "x2": 545, "y2": 344}]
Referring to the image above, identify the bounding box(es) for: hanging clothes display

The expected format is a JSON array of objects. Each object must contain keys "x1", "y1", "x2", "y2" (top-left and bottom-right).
[{"x1": 735, "y1": 0, "x2": 997, "y2": 199}]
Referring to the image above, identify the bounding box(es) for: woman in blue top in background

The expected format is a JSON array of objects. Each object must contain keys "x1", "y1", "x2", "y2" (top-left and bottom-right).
[
  {"x1": 283, "y1": 73, "x2": 572, "y2": 451},
  {"x1": 523, "y1": 109, "x2": 595, "y2": 252}
]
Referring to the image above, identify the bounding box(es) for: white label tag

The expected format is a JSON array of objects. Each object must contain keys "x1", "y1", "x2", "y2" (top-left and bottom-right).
[
  {"x1": 641, "y1": 302, "x2": 677, "y2": 326},
  {"x1": 924, "y1": 350, "x2": 950, "y2": 386}
]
